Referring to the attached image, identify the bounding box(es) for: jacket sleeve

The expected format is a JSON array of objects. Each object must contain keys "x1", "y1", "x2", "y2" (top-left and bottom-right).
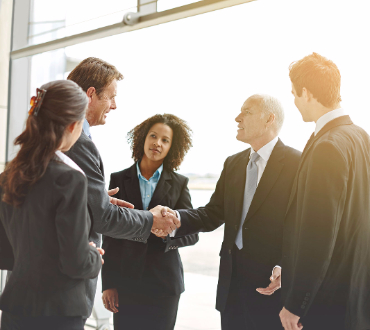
[
  {"x1": 283, "y1": 141, "x2": 348, "y2": 317},
  {"x1": 175, "y1": 158, "x2": 228, "y2": 237},
  {"x1": 54, "y1": 170, "x2": 102, "y2": 279},
  {"x1": 66, "y1": 136, "x2": 153, "y2": 242},
  {"x1": 0, "y1": 218, "x2": 14, "y2": 271},
  {"x1": 165, "y1": 177, "x2": 199, "y2": 251}
]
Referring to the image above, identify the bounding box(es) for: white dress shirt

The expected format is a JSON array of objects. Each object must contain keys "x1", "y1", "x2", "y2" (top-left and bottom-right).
[
  {"x1": 55, "y1": 150, "x2": 85, "y2": 176},
  {"x1": 250, "y1": 136, "x2": 279, "y2": 184},
  {"x1": 315, "y1": 108, "x2": 346, "y2": 136}
]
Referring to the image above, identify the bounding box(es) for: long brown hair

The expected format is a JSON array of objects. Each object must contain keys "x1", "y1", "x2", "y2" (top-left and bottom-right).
[{"x1": 0, "y1": 80, "x2": 88, "y2": 207}]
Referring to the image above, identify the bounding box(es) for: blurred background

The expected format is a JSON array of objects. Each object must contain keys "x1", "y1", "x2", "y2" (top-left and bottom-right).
[{"x1": 1, "y1": 0, "x2": 370, "y2": 329}]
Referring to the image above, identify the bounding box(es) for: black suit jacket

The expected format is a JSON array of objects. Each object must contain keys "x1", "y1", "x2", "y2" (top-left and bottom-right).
[
  {"x1": 282, "y1": 116, "x2": 370, "y2": 330},
  {"x1": 66, "y1": 132, "x2": 154, "y2": 315},
  {"x1": 0, "y1": 161, "x2": 101, "y2": 317},
  {"x1": 102, "y1": 163, "x2": 199, "y2": 296},
  {"x1": 176, "y1": 139, "x2": 301, "y2": 311}
]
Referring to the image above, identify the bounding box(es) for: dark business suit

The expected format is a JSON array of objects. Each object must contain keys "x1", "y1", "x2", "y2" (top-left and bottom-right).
[
  {"x1": 0, "y1": 161, "x2": 101, "y2": 328},
  {"x1": 282, "y1": 116, "x2": 370, "y2": 330},
  {"x1": 176, "y1": 139, "x2": 301, "y2": 329},
  {"x1": 102, "y1": 163, "x2": 199, "y2": 329},
  {"x1": 65, "y1": 132, "x2": 153, "y2": 317}
]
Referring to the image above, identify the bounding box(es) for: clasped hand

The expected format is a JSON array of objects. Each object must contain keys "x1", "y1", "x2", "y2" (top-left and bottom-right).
[{"x1": 149, "y1": 205, "x2": 180, "y2": 237}]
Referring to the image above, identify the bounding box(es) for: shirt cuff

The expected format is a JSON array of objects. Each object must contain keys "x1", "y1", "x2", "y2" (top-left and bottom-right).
[{"x1": 169, "y1": 211, "x2": 181, "y2": 237}]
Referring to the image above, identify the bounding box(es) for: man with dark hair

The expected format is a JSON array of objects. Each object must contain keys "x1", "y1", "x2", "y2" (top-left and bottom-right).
[
  {"x1": 280, "y1": 53, "x2": 370, "y2": 330},
  {"x1": 66, "y1": 57, "x2": 179, "y2": 319}
]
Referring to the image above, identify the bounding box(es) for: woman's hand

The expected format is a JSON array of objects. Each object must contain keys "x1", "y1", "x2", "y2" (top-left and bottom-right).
[
  {"x1": 89, "y1": 242, "x2": 105, "y2": 264},
  {"x1": 102, "y1": 288, "x2": 119, "y2": 313}
]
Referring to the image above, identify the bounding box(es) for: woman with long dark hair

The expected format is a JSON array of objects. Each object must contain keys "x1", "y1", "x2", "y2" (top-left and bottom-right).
[
  {"x1": 0, "y1": 80, "x2": 102, "y2": 330},
  {"x1": 101, "y1": 114, "x2": 199, "y2": 330}
]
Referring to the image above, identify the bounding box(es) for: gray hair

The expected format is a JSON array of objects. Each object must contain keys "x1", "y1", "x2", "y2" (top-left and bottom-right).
[{"x1": 249, "y1": 94, "x2": 285, "y2": 133}]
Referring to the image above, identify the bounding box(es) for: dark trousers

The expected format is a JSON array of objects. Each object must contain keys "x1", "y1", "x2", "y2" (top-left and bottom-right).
[
  {"x1": 113, "y1": 291, "x2": 180, "y2": 330},
  {"x1": 221, "y1": 246, "x2": 283, "y2": 330},
  {"x1": 0, "y1": 311, "x2": 84, "y2": 330}
]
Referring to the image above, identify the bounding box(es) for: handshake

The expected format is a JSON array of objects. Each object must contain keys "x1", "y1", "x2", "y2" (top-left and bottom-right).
[{"x1": 149, "y1": 205, "x2": 180, "y2": 237}]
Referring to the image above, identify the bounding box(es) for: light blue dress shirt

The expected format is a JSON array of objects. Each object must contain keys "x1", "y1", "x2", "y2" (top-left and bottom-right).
[
  {"x1": 82, "y1": 118, "x2": 92, "y2": 139},
  {"x1": 136, "y1": 162, "x2": 163, "y2": 210}
]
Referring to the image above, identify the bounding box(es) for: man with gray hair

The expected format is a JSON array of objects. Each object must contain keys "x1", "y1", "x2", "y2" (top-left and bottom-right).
[{"x1": 156, "y1": 94, "x2": 301, "y2": 329}]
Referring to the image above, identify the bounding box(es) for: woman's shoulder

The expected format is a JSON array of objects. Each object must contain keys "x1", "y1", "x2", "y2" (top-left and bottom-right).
[
  {"x1": 111, "y1": 163, "x2": 136, "y2": 180},
  {"x1": 167, "y1": 170, "x2": 189, "y2": 184},
  {"x1": 47, "y1": 161, "x2": 86, "y2": 186}
]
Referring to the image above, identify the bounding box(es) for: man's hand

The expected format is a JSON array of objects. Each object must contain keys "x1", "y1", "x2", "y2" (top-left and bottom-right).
[
  {"x1": 256, "y1": 266, "x2": 281, "y2": 295},
  {"x1": 108, "y1": 187, "x2": 134, "y2": 208},
  {"x1": 150, "y1": 205, "x2": 180, "y2": 236},
  {"x1": 102, "y1": 288, "x2": 119, "y2": 313},
  {"x1": 279, "y1": 307, "x2": 303, "y2": 330}
]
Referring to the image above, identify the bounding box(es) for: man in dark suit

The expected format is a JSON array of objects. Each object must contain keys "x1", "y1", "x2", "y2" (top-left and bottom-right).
[
  {"x1": 280, "y1": 53, "x2": 370, "y2": 330},
  {"x1": 156, "y1": 94, "x2": 301, "y2": 329},
  {"x1": 65, "y1": 58, "x2": 179, "y2": 319}
]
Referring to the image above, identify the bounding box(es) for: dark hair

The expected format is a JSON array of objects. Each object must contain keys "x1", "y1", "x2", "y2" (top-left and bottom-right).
[
  {"x1": 0, "y1": 80, "x2": 88, "y2": 207},
  {"x1": 127, "y1": 114, "x2": 192, "y2": 171},
  {"x1": 289, "y1": 52, "x2": 342, "y2": 108},
  {"x1": 67, "y1": 57, "x2": 123, "y2": 97}
]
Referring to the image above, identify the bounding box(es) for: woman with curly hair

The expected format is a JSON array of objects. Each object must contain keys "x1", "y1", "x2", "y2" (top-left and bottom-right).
[{"x1": 101, "y1": 114, "x2": 199, "y2": 330}]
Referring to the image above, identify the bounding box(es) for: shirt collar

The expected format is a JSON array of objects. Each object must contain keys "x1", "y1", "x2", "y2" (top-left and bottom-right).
[
  {"x1": 315, "y1": 108, "x2": 346, "y2": 136},
  {"x1": 82, "y1": 118, "x2": 91, "y2": 138},
  {"x1": 136, "y1": 162, "x2": 163, "y2": 181},
  {"x1": 55, "y1": 150, "x2": 85, "y2": 176},
  {"x1": 250, "y1": 136, "x2": 279, "y2": 162}
]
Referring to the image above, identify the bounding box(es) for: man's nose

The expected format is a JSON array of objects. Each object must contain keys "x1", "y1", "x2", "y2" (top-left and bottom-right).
[
  {"x1": 235, "y1": 114, "x2": 241, "y2": 122},
  {"x1": 111, "y1": 99, "x2": 117, "y2": 110}
]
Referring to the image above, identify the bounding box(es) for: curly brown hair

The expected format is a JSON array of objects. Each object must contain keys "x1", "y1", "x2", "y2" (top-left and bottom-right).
[{"x1": 127, "y1": 114, "x2": 192, "y2": 171}]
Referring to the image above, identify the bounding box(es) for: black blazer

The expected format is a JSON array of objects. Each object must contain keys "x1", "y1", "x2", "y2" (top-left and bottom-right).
[
  {"x1": 102, "y1": 163, "x2": 199, "y2": 296},
  {"x1": 176, "y1": 139, "x2": 301, "y2": 312},
  {"x1": 282, "y1": 116, "x2": 370, "y2": 330},
  {"x1": 0, "y1": 161, "x2": 101, "y2": 317}
]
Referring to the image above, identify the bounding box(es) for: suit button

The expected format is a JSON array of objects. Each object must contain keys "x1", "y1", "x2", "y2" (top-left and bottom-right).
[
  {"x1": 244, "y1": 227, "x2": 248, "y2": 230},
  {"x1": 301, "y1": 305, "x2": 306, "y2": 309},
  {"x1": 304, "y1": 297, "x2": 309, "y2": 301},
  {"x1": 228, "y1": 249, "x2": 231, "y2": 254},
  {"x1": 306, "y1": 293, "x2": 311, "y2": 297}
]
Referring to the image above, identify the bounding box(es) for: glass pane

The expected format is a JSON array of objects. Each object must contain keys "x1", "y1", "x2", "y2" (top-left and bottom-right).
[{"x1": 29, "y1": 0, "x2": 137, "y2": 45}]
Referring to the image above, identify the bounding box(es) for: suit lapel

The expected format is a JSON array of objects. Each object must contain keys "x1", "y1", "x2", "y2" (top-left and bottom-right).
[
  {"x1": 229, "y1": 150, "x2": 250, "y2": 224},
  {"x1": 285, "y1": 115, "x2": 353, "y2": 214},
  {"x1": 245, "y1": 139, "x2": 285, "y2": 223},
  {"x1": 123, "y1": 163, "x2": 144, "y2": 210},
  {"x1": 148, "y1": 169, "x2": 172, "y2": 209}
]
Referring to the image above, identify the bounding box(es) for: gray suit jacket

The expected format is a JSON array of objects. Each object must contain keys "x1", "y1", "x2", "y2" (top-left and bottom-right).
[{"x1": 65, "y1": 132, "x2": 153, "y2": 316}]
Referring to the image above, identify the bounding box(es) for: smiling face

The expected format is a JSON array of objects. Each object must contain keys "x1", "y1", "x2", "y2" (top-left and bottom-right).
[
  {"x1": 86, "y1": 79, "x2": 117, "y2": 126},
  {"x1": 142, "y1": 123, "x2": 173, "y2": 164},
  {"x1": 235, "y1": 97, "x2": 269, "y2": 145}
]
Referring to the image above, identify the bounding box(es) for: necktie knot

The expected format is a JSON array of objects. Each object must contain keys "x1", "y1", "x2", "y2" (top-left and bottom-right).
[{"x1": 250, "y1": 152, "x2": 260, "y2": 164}]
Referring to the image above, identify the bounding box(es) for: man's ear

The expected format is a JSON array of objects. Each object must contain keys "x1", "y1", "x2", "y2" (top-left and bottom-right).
[
  {"x1": 86, "y1": 87, "x2": 96, "y2": 104},
  {"x1": 266, "y1": 113, "x2": 275, "y2": 126},
  {"x1": 302, "y1": 87, "x2": 313, "y2": 102}
]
